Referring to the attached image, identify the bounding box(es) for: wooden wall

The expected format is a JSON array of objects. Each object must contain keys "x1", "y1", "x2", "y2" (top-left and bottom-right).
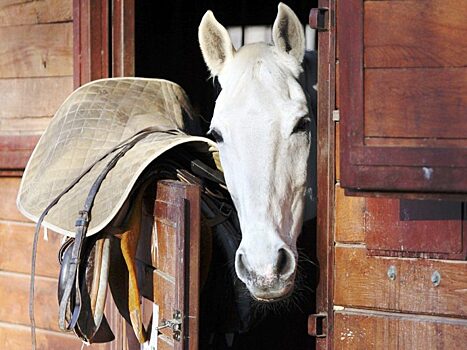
[
  {"x1": 0, "y1": 1, "x2": 104, "y2": 348},
  {"x1": 333, "y1": 128, "x2": 467, "y2": 349}
]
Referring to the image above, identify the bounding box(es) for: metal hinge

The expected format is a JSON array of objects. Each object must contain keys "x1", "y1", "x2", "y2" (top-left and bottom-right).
[
  {"x1": 309, "y1": 8, "x2": 330, "y2": 31},
  {"x1": 308, "y1": 313, "x2": 327, "y2": 338},
  {"x1": 156, "y1": 310, "x2": 182, "y2": 341},
  {"x1": 332, "y1": 109, "x2": 340, "y2": 122}
]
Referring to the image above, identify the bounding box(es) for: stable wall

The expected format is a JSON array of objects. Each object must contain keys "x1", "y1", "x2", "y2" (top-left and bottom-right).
[{"x1": 0, "y1": 1, "x2": 104, "y2": 348}]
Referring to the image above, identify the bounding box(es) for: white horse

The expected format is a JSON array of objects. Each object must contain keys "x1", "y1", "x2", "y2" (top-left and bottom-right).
[{"x1": 199, "y1": 3, "x2": 312, "y2": 302}]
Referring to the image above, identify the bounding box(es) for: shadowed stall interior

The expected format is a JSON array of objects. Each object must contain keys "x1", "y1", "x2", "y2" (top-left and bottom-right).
[{"x1": 135, "y1": 1, "x2": 318, "y2": 349}]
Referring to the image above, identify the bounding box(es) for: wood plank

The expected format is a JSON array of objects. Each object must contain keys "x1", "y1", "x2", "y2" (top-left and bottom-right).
[
  {"x1": 153, "y1": 202, "x2": 177, "y2": 277},
  {"x1": 334, "y1": 310, "x2": 467, "y2": 350},
  {"x1": 364, "y1": 0, "x2": 467, "y2": 68},
  {"x1": 343, "y1": 163, "x2": 467, "y2": 195},
  {"x1": 0, "y1": 117, "x2": 52, "y2": 134},
  {"x1": 153, "y1": 271, "x2": 176, "y2": 340},
  {"x1": 0, "y1": 23, "x2": 72, "y2": 78},
  {"x1": 0, "y1": 135, "x2": 40, "y2": 171},
  {"x1": 0, "y1": 0, "x2": 72, "y2": 27},
  {"x1": 0, "y1": 76, "x2": 73, "y2": 121},
  {"x1": 334, "y1": 246, "x2": 467, "y2": 317},
  {"x1": 0, "y1": 222, "x2": 62, "y2": 278},
  {"x1": 364, "y1": 68, "x2": 467, "y2": 139},
  {"x1": 0, "y1": 177, "x2": 29, "y2": 221},
  {"x1": 0, "y1": 273, "x2": 60, "y2": 331},
  {"x1": 335, "y1": 122, "x2": 340, "y2": 181},
  {"x1": 366, "y1": 198, "x2": 465, "y2": 259},
  {"x1": 0, "y1": 321, "x2": 109, "y2": 349},
  {"x1": 335, "y1": 184, "x2": 365, "y2": 243}
]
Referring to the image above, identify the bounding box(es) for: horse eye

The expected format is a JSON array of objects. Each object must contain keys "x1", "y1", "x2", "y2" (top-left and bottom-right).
[
  {"x1": 208, "y1": 128, "x2": 224, "y2": 143},
  {"x1": 292, "y1": 117, "x2": 311, "y2": 134}
]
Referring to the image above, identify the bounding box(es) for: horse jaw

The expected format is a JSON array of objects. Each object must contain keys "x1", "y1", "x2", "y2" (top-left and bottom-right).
[{"x1": 199, "y1": 3, "x2": 308, "y2": 302}]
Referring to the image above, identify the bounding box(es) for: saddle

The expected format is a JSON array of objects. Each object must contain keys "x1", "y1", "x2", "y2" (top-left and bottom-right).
[{"x1": 17, "y1": 78, "x2": 231, "y2": 347}]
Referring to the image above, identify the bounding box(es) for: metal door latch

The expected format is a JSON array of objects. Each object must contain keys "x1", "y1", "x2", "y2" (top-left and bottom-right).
[
  {"x1": 308, "y1": 313, "x2": 327, "y2": 338},
  {"x1": 309, "y1": 8, "x2": 329, "y2": 31},
  {"x1": 156, "y1": 310, "x2": 182, "y2": 341}
]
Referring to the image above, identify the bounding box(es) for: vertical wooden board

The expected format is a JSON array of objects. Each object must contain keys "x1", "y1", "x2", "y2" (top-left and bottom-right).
[
  {"x1": 0, "y1": 23, "x2": 73, "y2": 78},
  {"x1": 0, "y1": 77, "x2": 73, "y2": 120},
  {"x1": 364, "y1": 68, "x2": 467, "y2": 139},
  {"x1": 153, "y1": 271, "x2": 176, "y2": 335},
  {"x1": 335, "y1": 184, "x2": 365, "y2": 243},
  {"x1": 364, "y1": 0, "x2": 467, "y2": 68},
  {"x1": 111, "y1": 0, "x2": 135, "y2": 77},
  {"x1": 0, "y1": 273, "x2": 60, "y2": 331},
  {"x1": 335, "y1": 122, "x2": 340, "y2": 181},
  {"x1": 0, "y1": 222, "x2": 61, "y2": 278},
  {"x1": 0, "y1": 0, "x2": 72, "y2": 27},
  {"x1": 334, "y1": 311, "x2": 467, "y2": 350},
  {"x1": 334, "y1": 246, "x2": 467, "y2": 317},
  {"x1": 153, "y1": 215, "x2": 177, "y2": 276},
  {"x1": 314, "y1": 0, "x2": 337, "y2": 347},
  {"x1": 366, "y1": 198, "x2": 465, "y2": 258},
  {"x1": 152, "y1": 180, "x2": 200, "y2": 350}
]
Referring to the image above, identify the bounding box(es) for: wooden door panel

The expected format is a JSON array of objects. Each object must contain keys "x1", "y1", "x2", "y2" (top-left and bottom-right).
[
  {"x1": 153, "y1": 200, "x2": 178, "y2": 277},
  {"x1": 338, "y1": 0, "x2": 467, "y2": 196},
  {"x1": 335, "y1": 184, "x2": 365, "y2": 243},
  {"x1": 151, "y1": 180, "x2": 200, "y2": 350},
  {"x1": 334, "y1": 246, "x2": 467, "y2": 317},
  {"x1": 334, "y1": 311, "x2": 467, "y2": 350},
  {"x1": 366, "y1": 199, "x2": 466, "y2": 259},
  {"x1": 364, "y1": 0, "x2": 467, "y2": 68},
  {"x1": 364, "y1": 68, "x2": 467, "y2": 141}
]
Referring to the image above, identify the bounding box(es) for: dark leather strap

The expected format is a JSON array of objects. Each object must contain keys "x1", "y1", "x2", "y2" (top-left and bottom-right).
[{"x1": 30, "y1": 127, "x2": 180, "y2": 349}]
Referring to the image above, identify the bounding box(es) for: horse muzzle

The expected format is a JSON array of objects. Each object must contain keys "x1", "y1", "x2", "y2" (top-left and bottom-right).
[{"x1": 235, "y1": 246, "x2": 297, "y2": 302}]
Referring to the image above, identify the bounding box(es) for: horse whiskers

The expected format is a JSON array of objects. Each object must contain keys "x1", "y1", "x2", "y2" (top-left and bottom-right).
[
  {"x1": 245, "y1": 258, "x2": 315, "y2": 319},
  {"x1": 297, "y1": 248, "x2": 319, "y2": 267}
]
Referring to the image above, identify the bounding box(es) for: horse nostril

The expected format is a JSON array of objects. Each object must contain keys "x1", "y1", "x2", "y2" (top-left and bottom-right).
[{"x1": 275, "y1": 248, "x2": 294, "y2": 276}]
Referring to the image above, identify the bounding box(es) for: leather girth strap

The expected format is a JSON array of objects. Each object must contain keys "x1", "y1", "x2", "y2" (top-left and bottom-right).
[{"x1": 30, "y1": 127, "x2": 179, "y2": 349}]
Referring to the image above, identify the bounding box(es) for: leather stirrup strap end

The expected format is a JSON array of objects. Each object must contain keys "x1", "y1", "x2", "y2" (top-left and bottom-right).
[{"x1": 120, "y1": 189, "x2": 147, "y2": 343}]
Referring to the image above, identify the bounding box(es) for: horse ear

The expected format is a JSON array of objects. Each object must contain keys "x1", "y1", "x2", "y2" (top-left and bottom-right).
[
  {"x1": 199, "y1": 11, "x2": 235, "y2": 76},
  {"x1": 272, "y1": 3, "x2": 305, "y2": 63}
]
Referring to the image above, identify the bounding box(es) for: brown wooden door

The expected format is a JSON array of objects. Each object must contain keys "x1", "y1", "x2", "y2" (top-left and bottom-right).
[
  {"x1": 337, "y1": 0, "x2": 467, "y2": 197},
  {"x1": 151, "y1": 180, "x2": 200, "y2": 350},
  {"x1": 313, "y1": 1, "x2": 467, "y2": 349}
]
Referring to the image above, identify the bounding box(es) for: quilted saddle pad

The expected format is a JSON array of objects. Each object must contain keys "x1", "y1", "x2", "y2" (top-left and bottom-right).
[{"x1": 17, "y1": 78, "x2": 217, "y2": 237}]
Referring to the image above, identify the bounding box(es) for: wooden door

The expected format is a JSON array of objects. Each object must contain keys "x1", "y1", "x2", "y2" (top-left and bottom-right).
[
  {"x1": 150, "y1": 180, "x2": 200, "y2": 350},
  {"x1": 337, "y1": 0, "x2": 467, "y2": 197},
  {"x1": 328, "y1": 1, "x2": 467, "y2": 348}
]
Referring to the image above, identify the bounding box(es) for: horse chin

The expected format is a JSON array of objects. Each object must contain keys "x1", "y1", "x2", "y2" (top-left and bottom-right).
[{"x1": 247, "y1": 280, "x2": 295, "y2": 303}]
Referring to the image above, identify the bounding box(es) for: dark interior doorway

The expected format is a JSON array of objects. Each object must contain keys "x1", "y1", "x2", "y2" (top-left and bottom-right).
[
  {"x1": 135, "y1": 0, "x2": 317, "y2": 130},
  {"x1": 135, "y1": 1, "x2": 318, "y2": 349}
]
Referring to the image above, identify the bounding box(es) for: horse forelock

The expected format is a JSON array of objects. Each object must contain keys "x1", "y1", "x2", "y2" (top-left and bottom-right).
[{"x1": 218, "y1": 43, "x2": 302, "y2": 97}]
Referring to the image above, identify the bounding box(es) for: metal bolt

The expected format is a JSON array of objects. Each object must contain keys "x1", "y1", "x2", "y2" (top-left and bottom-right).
[
  {"x1": 387, "y1": 265, "x2": 397, "y2": 280},
  {"x1": 431, "y1": 271, "x2": 441, "y2": 286}
]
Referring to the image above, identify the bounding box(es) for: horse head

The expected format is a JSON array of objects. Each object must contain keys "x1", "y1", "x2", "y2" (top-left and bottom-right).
[{"x1": 199, "y1": 3, "x2": 310, "y2": 302}]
